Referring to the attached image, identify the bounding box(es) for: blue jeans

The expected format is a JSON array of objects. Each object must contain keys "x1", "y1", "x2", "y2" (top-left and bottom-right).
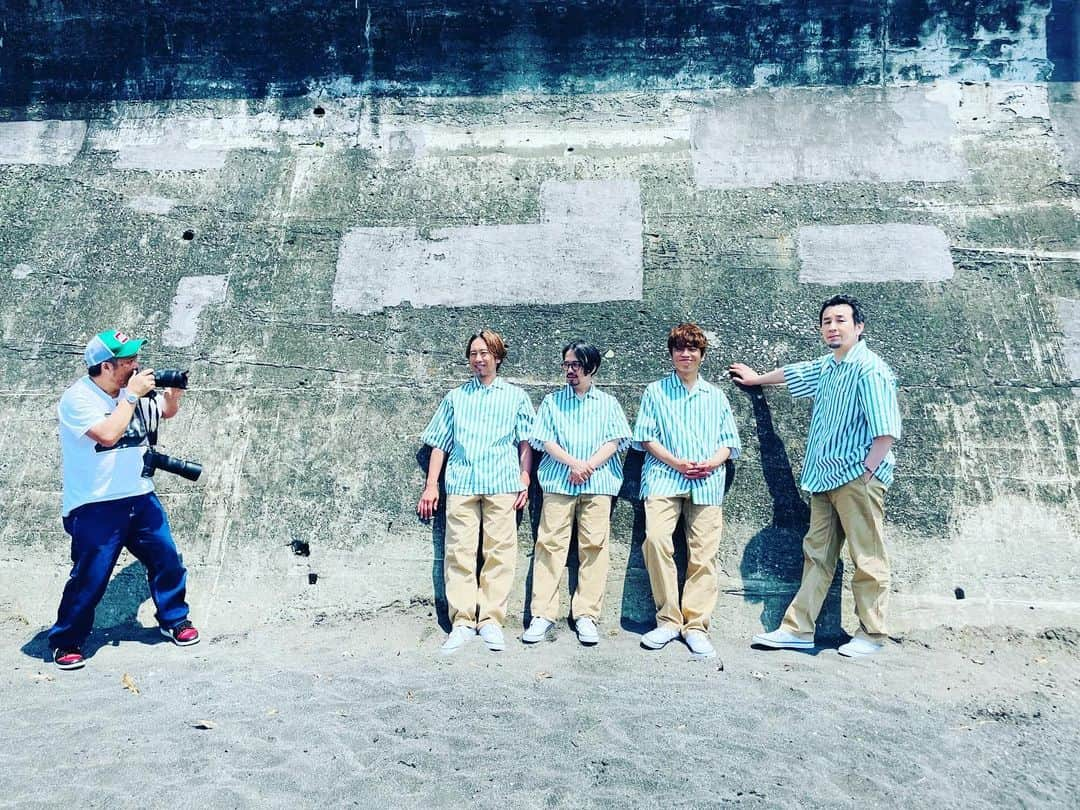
[{"x1": 48, "y1": 493, "x2": 190, "y2": 650}]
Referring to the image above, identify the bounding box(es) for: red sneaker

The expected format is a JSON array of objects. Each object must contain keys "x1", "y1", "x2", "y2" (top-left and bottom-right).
[
  {"x1": 54, "y1": 648, "x2": 85, "y2": 670},
  {"x1": 160, "y1": 621, "x2": 200, "y2": 647}
]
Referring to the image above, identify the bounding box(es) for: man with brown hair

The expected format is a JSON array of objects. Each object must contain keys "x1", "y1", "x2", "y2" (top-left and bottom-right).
[
  {"x1": 418, "y1": 329, "x2": 535, "y2": 654},
  {"x1": 633, "y1": 323, "x2": 741, "y2": 660}
]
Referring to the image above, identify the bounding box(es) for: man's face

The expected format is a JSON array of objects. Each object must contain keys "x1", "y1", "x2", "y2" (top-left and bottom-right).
[
  {"x1": 107, "y1": 355, "x2": 140, "y2": 386},
  {"x1": 670, "y1": 342, "x2": 704, "y2": 376},
  {"x1": 819, "y1": 305, "x2": 864, "y2": 352},
  {"x1": 468, "y1": 338, "x2": 497, "y2": 379},
  {"x1": 562, "y1": 350, "x2": 594, "y2": 391}
]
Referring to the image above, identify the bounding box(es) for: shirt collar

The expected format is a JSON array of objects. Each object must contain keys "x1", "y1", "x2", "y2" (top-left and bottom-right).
[
  {"x1": 466, "y1": 375, "x2": 505, "y2": 391},
  {"x1": 564, "y1": 383, "x2": 598, "y2": 400},
  {"x1": 668, "y1": 371, "x2": 712, "y2": 396},
  {"x1": 829, "y1": 339, "x2": 868, "y2": 367}
]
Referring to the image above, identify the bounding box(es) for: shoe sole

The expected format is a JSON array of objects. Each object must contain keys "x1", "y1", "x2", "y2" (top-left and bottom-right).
[
  {"x1": 54, "y1": 658, "x2": 85, "y2": 670},
  {"x1": 160, "y1": 627, "x2": 201, "y2": 647},
  {"x1": 640, "y1": 637, "x2": 676, "y2": 650},
  {"x1": 578, "y1": 637, "x2": 599, "y2": 646},
  {"x1": 838, "y1": 647, "x2": 881, "y2": 658},
  {"x1": 751, "y1": 637, "x2": 814, "y2": 650}
]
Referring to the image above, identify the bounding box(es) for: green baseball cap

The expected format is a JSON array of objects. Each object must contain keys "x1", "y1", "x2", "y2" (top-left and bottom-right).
[{"x1": 84, "y1": 329, "x2": 146, "y2": 366}]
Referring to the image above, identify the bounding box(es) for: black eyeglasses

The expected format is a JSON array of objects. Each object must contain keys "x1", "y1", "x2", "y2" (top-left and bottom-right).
[{"x1": 560, "y1": 361, "x2": 584, "y2": 371}]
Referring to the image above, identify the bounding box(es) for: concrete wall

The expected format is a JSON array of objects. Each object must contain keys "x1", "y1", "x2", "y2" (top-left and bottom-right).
[{"x1": 0, "y1": 2, "x2": 1077, "y2": 641}]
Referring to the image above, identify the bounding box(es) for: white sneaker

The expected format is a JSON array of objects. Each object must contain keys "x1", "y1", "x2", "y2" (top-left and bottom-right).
[
  {"x1": 751, "y1": 628, "x2": 815, "y2": 650},
  {"x1": 837, "y1": 637, "x2": 883, "y2": 658},
  {"x1": 641, "y1": 625, "x2": 680, "y2": 650},
  {"x1": 575, "y1": 616, "x2": 600, "y2": 646},
  {"x1": 478, "y1": 623, "x2": 506, "y2": 651},
  {"x1": 440, "y1": 625, "x2": 475, "y2": 654},
  {"x1": 684, "y1": 630, "x2": 717, "y2": 659},
  {"x1": 522, "y1": 617, "x2": 554, "y2": 644}
]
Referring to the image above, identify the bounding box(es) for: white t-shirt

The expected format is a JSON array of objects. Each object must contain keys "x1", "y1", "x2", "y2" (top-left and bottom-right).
[{"x1": 58, "y1": 375, "x2": 154, "y2": 516}]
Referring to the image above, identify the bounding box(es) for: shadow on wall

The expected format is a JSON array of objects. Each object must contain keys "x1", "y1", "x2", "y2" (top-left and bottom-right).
[
  {"x1": 734, "y1": 385, "x2": 846, "y2": 642},
  {"x1": 21, "y1": 560, "x2": 167, "y2": 661}
]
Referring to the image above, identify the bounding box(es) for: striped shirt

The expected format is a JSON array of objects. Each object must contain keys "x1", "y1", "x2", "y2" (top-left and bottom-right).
[
  {"x1": 783, "y1": 339, "x2": 902, "y2": 493},
  {"x1": 529, "y1": 385, "x2": 632, "y2": 496},
  {"x1": 632, "y1": 373, "x2": 742, "y2": 506},
  {"x1": 421, "y1": 376, "x2": 535, "y2": 496}
]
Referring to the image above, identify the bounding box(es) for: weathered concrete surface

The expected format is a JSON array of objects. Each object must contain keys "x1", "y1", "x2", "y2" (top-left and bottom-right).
[
  {"x1": 164, "y1": 276, "x2": 230, "y2": 348},
  {"x1": 333, "y1": 180, "x2": 642, "y2": 313},
  {"x1": 797, "y1": 224, "x2": 955, "y2": 283},
  {"x1": 1, "y1": 1, "x2": 1065, "y2": 106},
  {"x1": 691, "y1": 87, "x2": 967, "y2": 188},
  {"x1": 0, "y1": 120, "x2": 87, "y2": 165},
  {"x1": 0, "y1": 76, "x2": 1077, "y2": 644}
]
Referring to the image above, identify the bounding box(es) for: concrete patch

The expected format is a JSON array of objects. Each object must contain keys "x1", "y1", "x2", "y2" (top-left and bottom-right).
[
  {"x1": 163, "y1": 275, "x2": 229, "y2": 347},
  {"x1": 127, "y1": 195, "x2": 177, "y2": 215},
  {"x1": 1049, "y1": 83, "x2": 1080, "y2": 175},
  {"x1": 11, "y1": 264, "x2": 34, "y2": 279},
  {"x1": 1055, "y1": 297, "x2": 1080, "y2": 394},
  {"x1": 332, "y1": 180, "x2": 642, "y2": 314},
  {"x1": 0, "y1": 120, "x2": 87, "y2": 165},
  {"x1": 797, "y1": 224, "x2": 955, "y2": 284},
  {"x1": 91, "y1": 115, "x2": 280, "y2": 171},
  {"x1": 691, "y1": 87, "x2": 966, "y2": 187}
]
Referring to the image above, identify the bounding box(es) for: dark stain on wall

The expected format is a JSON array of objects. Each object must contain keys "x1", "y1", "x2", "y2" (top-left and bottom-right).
[{"x1": 0, "y1": 0, "x2": 1068, "y2": 106}]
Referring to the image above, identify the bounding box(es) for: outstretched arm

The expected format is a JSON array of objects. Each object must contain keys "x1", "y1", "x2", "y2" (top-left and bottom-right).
[{"x1": 728, "y1": 364, "x2": 786, "y2": 387}]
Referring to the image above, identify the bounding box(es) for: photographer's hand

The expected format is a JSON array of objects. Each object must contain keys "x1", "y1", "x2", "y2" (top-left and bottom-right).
[
  {"x1": 127, "y1": 369, "x2": 156, "y2": 398},
  {"x1": 161, "y1": 386, "x2": 184, "y2": 419}
]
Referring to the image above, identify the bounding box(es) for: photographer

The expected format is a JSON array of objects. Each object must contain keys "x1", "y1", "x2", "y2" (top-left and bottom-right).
[{"x1": 47, "y1": 329, "x2": 199, "y2": 671}]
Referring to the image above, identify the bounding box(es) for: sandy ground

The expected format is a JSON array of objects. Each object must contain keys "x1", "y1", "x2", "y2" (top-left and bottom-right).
[{"x1": 1, "y1": 609, "x2": 1078, "y2": 810}]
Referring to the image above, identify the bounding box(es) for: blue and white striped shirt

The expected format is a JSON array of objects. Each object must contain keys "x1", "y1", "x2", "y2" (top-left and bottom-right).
[
  {"x1": 529, "y1": 385, "x2": 632, "y2": 497},
  {"x1": 421, "y1": 377, "x2": 536, "y2": 496},
  {"x1": 783, "y1": 339, "x2": 902, "y2": 493},
  {"x1": 632, "y1": 373, "x2": 742, "y2": 506}
]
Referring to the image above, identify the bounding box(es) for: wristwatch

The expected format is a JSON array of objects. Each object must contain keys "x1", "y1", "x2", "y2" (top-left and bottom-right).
[{"x1": 124, "y1": 392, "x2": 139, "y2": 405}]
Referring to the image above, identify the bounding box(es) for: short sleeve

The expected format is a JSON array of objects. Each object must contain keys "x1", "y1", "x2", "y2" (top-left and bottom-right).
[
  {"x1": 528, "y1": 396, "x2": 557, "y2": 450},
  {"x1": 58, "y1": 385, "x2": 107, "y2": 438},
  {"x1": 602, "y1": 396, "x2": 633, "y2": 451},
  {"x1": 420, "y1": 395, "x2": 455, "y2": 452},
  {"x1": 632, "y1": 386, "x2": 661, "y2": 448},
  {"x1": 713, "y1": 390, "x2": 742, "y2": 461},
  {"x1": 860, "y1": 369, "x2": 902, "y2": 440},
  {"x1": 783, "y1": 358, "x2": 823, "y2": 399},
  {"x1": 513, "y1": 391, "x2": 535, "y2": 444}
]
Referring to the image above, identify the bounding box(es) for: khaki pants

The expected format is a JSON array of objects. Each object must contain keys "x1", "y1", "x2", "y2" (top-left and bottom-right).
[
  {"x1": 444, "y1": 493, "x2": 519, "y2": 628},
  {"x1": 781, "y1": 477, "x2": 890, "y2": 642},
  {"x1": 643, "y1": 496, "x2": 723, "y2": 634},
  {"x1": 529, "y1": 493, "x2": 612, "y2": 622}
]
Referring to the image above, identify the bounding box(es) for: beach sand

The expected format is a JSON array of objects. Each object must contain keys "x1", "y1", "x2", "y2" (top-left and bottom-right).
[{"x1": 2, "y1": 609, "x2": 1078, "y2": 809}]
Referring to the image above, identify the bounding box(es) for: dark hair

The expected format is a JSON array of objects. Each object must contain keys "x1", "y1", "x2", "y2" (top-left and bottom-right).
[
  {"x1": 562, "y1": 340, "x2": 601, "y2": 375},
  {"x1": 87, "y1": 362, "x2": 105, "y2": 377},
  {"x1": 667, "y1": 323, "x2": 708, "y2": 357},
  {"x1": 819, "y1": 294, "x2": 866, "y2": 339},
  {"x1": 465, "y1": 329, "x2": 508, "y2": 367}
]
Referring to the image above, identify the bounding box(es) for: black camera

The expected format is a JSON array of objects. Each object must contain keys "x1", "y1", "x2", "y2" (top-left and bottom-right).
[
  {"x1": 137, "y1": 367, "x2": 202, "y2": 482},
  {"x1": 153, "y1": 369, "x2": 189, "y2": 389},
  {"x1": 142, "y1": 448, "x2": 203, "y2": 481}
]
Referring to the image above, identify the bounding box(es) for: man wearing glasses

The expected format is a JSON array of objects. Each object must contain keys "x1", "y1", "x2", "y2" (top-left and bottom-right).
[
  {"x1": 633, "y1": 323, "x2": 741, "y2": 660},
  {"x1": 522, "y1": 340, "x2": 632, "y2": 646},
  {"x1": 417, "y1": 329, "x2": 535, "y2": 654}
]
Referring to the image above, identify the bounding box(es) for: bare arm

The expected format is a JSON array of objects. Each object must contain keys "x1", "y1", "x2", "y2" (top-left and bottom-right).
[
  {"x1": 85, "y1": 368, "x2": 156, "y2": 447},
  {"x1": 417, "y1": 447, "x2": 447, "y2": 520},
  {"x1": 728, "y1": 364, "x2": 786, "y2": 387},
  {"x1": 862, "y1": 436, "x2": 895, "y2": 482},
  {"x1": 513, "y1": 441, "x2": 533, "y2": 510}
]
